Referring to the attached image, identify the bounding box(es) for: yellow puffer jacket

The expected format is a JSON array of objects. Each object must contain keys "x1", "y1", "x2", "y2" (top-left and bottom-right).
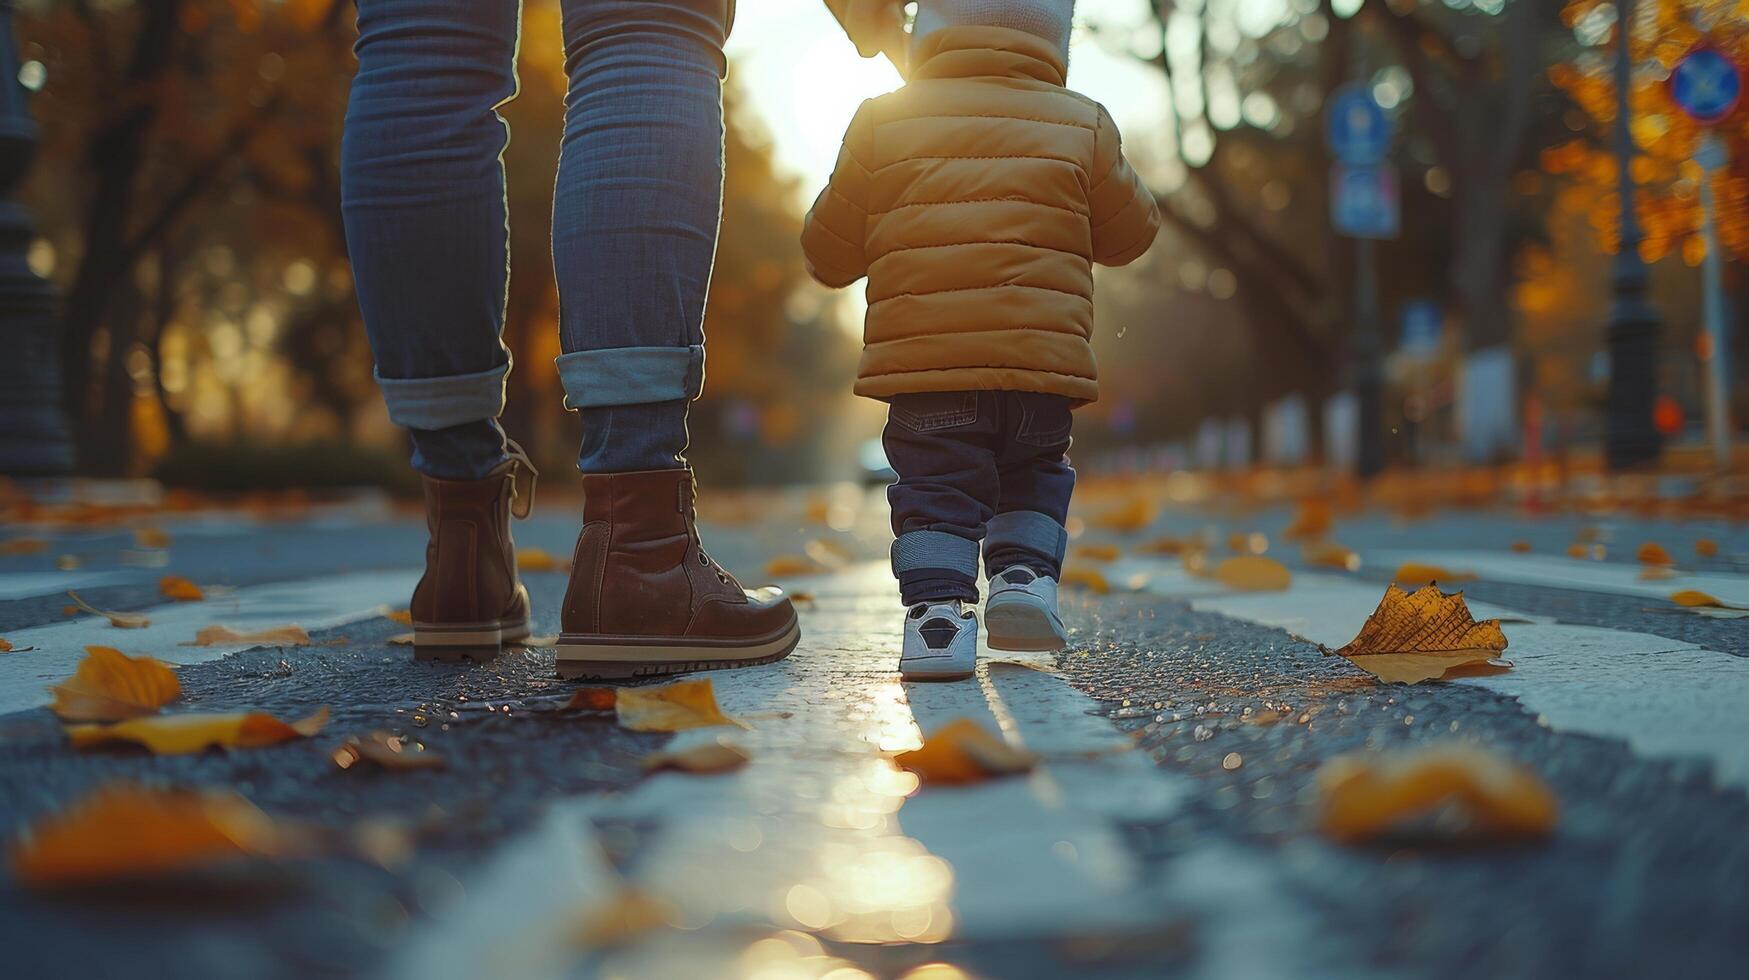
[{"x1": 801, "y1": 25, "x2": 1161, "y2": 405}]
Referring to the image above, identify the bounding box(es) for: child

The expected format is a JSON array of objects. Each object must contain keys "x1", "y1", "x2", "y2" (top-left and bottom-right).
[{"x1": 802, "y1": 0, "x2": 1160, "y2": 680}]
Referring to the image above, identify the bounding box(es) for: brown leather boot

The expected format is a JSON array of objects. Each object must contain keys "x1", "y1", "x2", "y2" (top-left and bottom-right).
[
  {"x1": 557, "y1": 469, "x2": 800, "y2": 679},
  {"x1": 410, "y1": 443, "x2": 537, "y2": 659}
]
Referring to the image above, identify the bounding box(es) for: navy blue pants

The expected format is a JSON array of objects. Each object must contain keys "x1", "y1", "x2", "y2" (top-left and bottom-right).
[{"x1": 884, "y1": 390, "x2": 1076, "y2": 606}]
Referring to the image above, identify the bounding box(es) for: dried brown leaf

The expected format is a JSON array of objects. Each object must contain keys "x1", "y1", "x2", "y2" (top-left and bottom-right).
[
  {"x1": 641, "y1": 740, "x2": 750, "y2": 774},
  {"x1": 186, "y1": 624, "x2": 312, "y2": 647},
  {"x1": 615, "y1": 679, "x2": 744, "y2": 732},
  {"x1": 66, "y1": 707, "x2": 329, "y2": 755},
  {"x1": 1059, "y1": 566, "x2": 1111, "y2": 594},
  {"x1": 66, "y1": 592, "x2": 148, "y2": 629},
  {"x1": 517, "y1": 547, "x2": 566, "y2": 573},
  {"x1": 896, "y1": 717, "x2": 1035, "y2": 785},
  {"x1": 1391, "y1": 562, "x2": 1476, "y2": 587},
  {"x1": 1636, "y1": 542, "x2": 1675, "y2": 566},
  {"x1": 1215, "y1": 555, "x2": 1291, "y2": 591},
  {"x1": 1694, "y1": 538, "x2": 1719, "y2": 558},
  {"x1": 49, "y1": 646, "x2": 181, "y2": 722},
  {"x1": 1317, "y1": 745, "x2": 1557, "y2": 843},
  {"x1": 158, "y1": 575, "x2": 204, "y2": 602},
  {"x1": 1326, "y1": 584, "x2": 1508, "y2": 684}
]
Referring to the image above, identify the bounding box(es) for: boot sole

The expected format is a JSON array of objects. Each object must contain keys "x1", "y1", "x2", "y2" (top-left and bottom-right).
[
  {"x1": 412, "y1": 618, "x2": 531, "y2": 662},
  {"x1": 984, "y1": 592, "x2": 1068, "y2": 652},
  {"x1": 554, "y1": 618, "x2": 801, "y2": 680}
]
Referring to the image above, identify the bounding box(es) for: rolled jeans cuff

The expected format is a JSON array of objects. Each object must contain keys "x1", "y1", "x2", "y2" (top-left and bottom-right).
[
  {"x1": 891, "y1": 529, "x2": 981, "y2": 580},
  {"x1": 375, "y1": 362, "x2": 508, "y2": 431},
  {"x1": 557, "y1": 345, "x2": 705, "y2": 410},
  {"x1": 985, "y1": 511, "x2": 1068, "y2": 566}
]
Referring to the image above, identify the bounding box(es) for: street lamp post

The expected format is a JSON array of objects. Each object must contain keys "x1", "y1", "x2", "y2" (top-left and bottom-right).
[
  {"x1": 0, "y1": 0, "x2": 71, "y2": 474},
  {"x1": 1603, "y1": 0, "x2": 1662, "y2": 470}
]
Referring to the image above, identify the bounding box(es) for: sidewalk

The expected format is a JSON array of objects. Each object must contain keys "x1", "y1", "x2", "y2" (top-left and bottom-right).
[{"x1": 1, "y1": 485, "x2": 1746, "y2": 977}]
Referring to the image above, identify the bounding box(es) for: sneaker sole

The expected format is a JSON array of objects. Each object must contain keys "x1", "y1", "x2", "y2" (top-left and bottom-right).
[
  {"x1": 553, "y1": 618, "x2": 801, "y2": 680},
  {"x1": 899, "y1": 658, "x2": 975, "y2": 682},
  {"x1": 983, "y1": 592, "x2": 1068, "y2": 652},
  {"x1": 412, "y1": 618, "x2": 531, "y2": 662}
]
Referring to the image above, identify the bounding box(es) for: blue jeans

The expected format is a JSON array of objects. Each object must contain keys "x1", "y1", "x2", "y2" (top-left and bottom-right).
[
  {"x1": 883, "y1": 391, "x2": 1076, "y2": 606},
  {"x1": 340, "y1": 0, "x2": 731, "y2": 479}
]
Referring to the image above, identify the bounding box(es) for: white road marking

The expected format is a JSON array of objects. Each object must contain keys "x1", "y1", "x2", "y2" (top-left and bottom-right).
[
  {"x1": 0, "y1": 569, "x2": 418, "y2": 716},
  {"x1": 1365, "y1": 548, "x2": 1749, "y2": 606},
  {"x1": 1118, "y1": 559, "x2": 1749, "y2": 789},
  {"x1": 388, "y1": 562, "x2": 1189, "y2": 977}
]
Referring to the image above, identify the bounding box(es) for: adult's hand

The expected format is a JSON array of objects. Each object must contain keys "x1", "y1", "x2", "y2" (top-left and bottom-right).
[{"x1": 824, "y1": 0, "x2": 907, "y2": 68}]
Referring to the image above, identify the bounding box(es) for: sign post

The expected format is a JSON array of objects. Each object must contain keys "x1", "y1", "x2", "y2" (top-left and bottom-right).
[
  {"x1": 1326, "y1": 83, "x2": 1396, "y2": 479},
  {"x1": 1671, "y1": 45, "x2": 1741, "y2": 472}
]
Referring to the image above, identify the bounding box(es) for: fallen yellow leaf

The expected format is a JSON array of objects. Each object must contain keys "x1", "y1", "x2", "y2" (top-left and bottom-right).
[
  {"x1": 0, "y1": 536, "x2": 49, "y2": 555},
  {"x1": 1510, "y1": 540, "x2": 1532, "y2": 553},
  {"x1": 1281, "y1": 499, "x2": 1332, "y2": 542},
  {"x1": 66, "y1": 707, "x2": 329, "y2": 755},
  {"x1": 895, "y1": 717, "x2": 1035, "y2": 786},
  {"x1": 641, "y1": 740, "x2": 750, "y2": 774},
  {"x1": 9, "y1": 783, "x2": 298, "y2": 888},
  {"x1": 565, "y1": 686, "x2": 618, "y2": 712},
  {"x1": 332, "y1": 731, "x2": 445, "y2": 771},
  {"x1": 132, "y1": 527, "x2": 172, "y2": 549},
  {"x1": 1301, "y1": 540, "x2": 1360, "y2": 571},
  {"x1": 1325, "y1": 584, "x2": 1508, "y2": 684},
  {"x1": 1695, "y1": 538, "x2": 1719, "y2": 558},
  {"x1": 1316, "y1": 745, "x2": 1557, "y2": 843},
  {"x1": 1072, "y1": 543, "x2": 1121, "y2": 563},
  {"x1": 517, "y1": 547, "x2": 566, "y2": 572},
  {"x1": 1134, "y1": 535, "x2": 1193, "y2": 556},
  {"x1": 1636, "y1": 542, "x2": 1674, "y2": 566},
  {"x1": 1391, "y1": 562, "x2": 1476, "y2": 587},
  {"x1": 1059, "y1": 566, "x2": 1110, "y2": 594},
  {"x1": 186, "y1": 624, "x2": 312, "y2": 647},
  {"x1": 1215, "y1": 555, "x2": 1291, "y2": 591},
  {"x1": 66, "y1": 591, "x2": 148, "y2": 629},
  {"x1": 615, "y1": 679, "x2": 745, "y2": 732},
  {"x1": 383, "y1": 607, "x2": 414, "y2": 625},
  {"x1": 1565, "y1": 543, "x2": 1587, "y2": 559},
  {"x1": 49, "y1": 646, "x2": 181, "y2": 722},
  {"x1": 764, "y1": 554, "x2": 827, "y2": 577},
  {"x1": 1088, "y1": 497, "x2": 1157, "y2": 532},
  {"x1": 158, "y1": 575, "x2": 204, "y2": 602},
  {"x1": 1669, "y1": 589, "x2": 1745, "y2": 610}
]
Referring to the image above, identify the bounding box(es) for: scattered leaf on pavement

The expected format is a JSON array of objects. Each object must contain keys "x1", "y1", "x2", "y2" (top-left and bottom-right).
[
  {"x1": 1324, "y1": 584, "x2": 1508, "y2": 684},
  {"x1": 1669, "y1": 589, "x2": 1745, "y2": 610},
  {"x1": 0, "y1": 638, "x2": 11, "y2": 652},
  {"x1": 1088, "y1": 497, "x2": 1157, "y2": 532},
  {"x1": 1694, "y1": 539, "x2": 1719, "y2": 558},
  {"x1": 133, "y1": 527, "x2": 172, "y2": 549},
  {"x1": 573, "y1": 888, "x2": 677, "y2": 949},
  {"x1": 332, "y1": 731, "x2": 446, "y2": 771},
  {"x1": 1510, "y1": 540, "x2": 1532, "y2": 553},
  {"x1": 1316, "y1": 745, "x2": 1557, "y2": 843},
  {"x1": 1635, "y1": 542, "x2": 1674, "y2": 566},
  {"x1": 896, "y1": 717, "x2": 1036, "y2": 785},
  {"x1": 1302, "y1": 541, "x2": 1359, "y2": 571},
  {"x1": 1565, "y1": 544, "x2": 1587, "y2": 559},
  {"x1": 641, "y1": 740, "x2": 750, "y2": 774},
  {"x1": 67, "y1": 591, "x2": 148, "y2": 629},
  {"x1": 1281, "y1": 499, "x2": 1332, "y2": 541},
  {"x1": 158, "y1": 575, "x2": 204, "y2": 602},
  {"x1": 1215, "y1": 555, "x2": 1291, "y2": 591},
  {"x1": 789, "y1": 590, "x2": 817, "y2": 604},
  {"x1": 1059, "y1": 566, "x2": 1110, "y2": 594},
  {"x1": 1072, "y1": 543, "x2": 1121, "y2": 563},
  {"x1": 383, "y1": 607, "x2": 413, "y2": 625},
  {"x1": 49, "y1": 646, "x2": 181, "y2": 722},
  {"x1": 186, "y1": 624, "x2": 312, "y2": 647},
  {"x1": 66, "y1": 707, "x2": 329, "y2": 755},
  {"x1": 9, "y1": 783, "x2": 300, "y2": 888},
  {"x1": 0, "y1": 537, "x2": 48, "y2": 555},
  {"x1": 764, "y1": 554, "x2": 827, "y2": 577},
  {"x1": 1391, "y1": 562, "x2": 1476, "y2": 587},
  {"x1": 615, "y1": 678, "x2": 745, "y2": 732},
  {"x1": 517, "y1": 547, "x2": 566, "y2": 572}
]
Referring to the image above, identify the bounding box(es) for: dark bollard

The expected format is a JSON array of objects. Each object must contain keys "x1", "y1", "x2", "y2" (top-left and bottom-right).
[{"x1": 0, "y1": 0, "x2": 72, "y2": 475}]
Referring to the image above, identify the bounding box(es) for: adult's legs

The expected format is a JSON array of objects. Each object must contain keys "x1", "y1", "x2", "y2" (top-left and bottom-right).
[
  {"x1": 883, "y1": 392, "x2": 1001, "y2": 606},
  {"x1": 341, "y1": 0, "x2": 520, "y2": 480},
  {"x1": 551, "y1": 0, "x2": 731, "y2": 472},
  {"x1": 985, "y1": 392, "x2": 1075, "y2": 578}
]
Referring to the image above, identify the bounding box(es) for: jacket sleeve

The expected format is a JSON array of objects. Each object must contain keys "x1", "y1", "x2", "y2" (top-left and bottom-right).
[
  {"x1": 1088, "y1": 105, "x2": 1161, "y2": 268},
  {"x1": 801, "y1": 106, "x2": 872, "y2": 288}
]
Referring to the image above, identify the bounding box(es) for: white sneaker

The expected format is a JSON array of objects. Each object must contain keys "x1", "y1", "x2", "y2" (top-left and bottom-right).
[
  {"x1": 900, "y1": 600, "x2": 979, "y2": 681},
  {"x1": 984, "y1": 567, "x2": 1068, "y2": 651}
]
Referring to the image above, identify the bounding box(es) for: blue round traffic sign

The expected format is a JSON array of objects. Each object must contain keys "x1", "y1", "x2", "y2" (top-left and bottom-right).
[
  {"x1": 1670, "y1": 46, "x2": 1742, "y2": 125},
  {"x1": 1326, "y1": 84, "x2": 1392, "y2": 165}
]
